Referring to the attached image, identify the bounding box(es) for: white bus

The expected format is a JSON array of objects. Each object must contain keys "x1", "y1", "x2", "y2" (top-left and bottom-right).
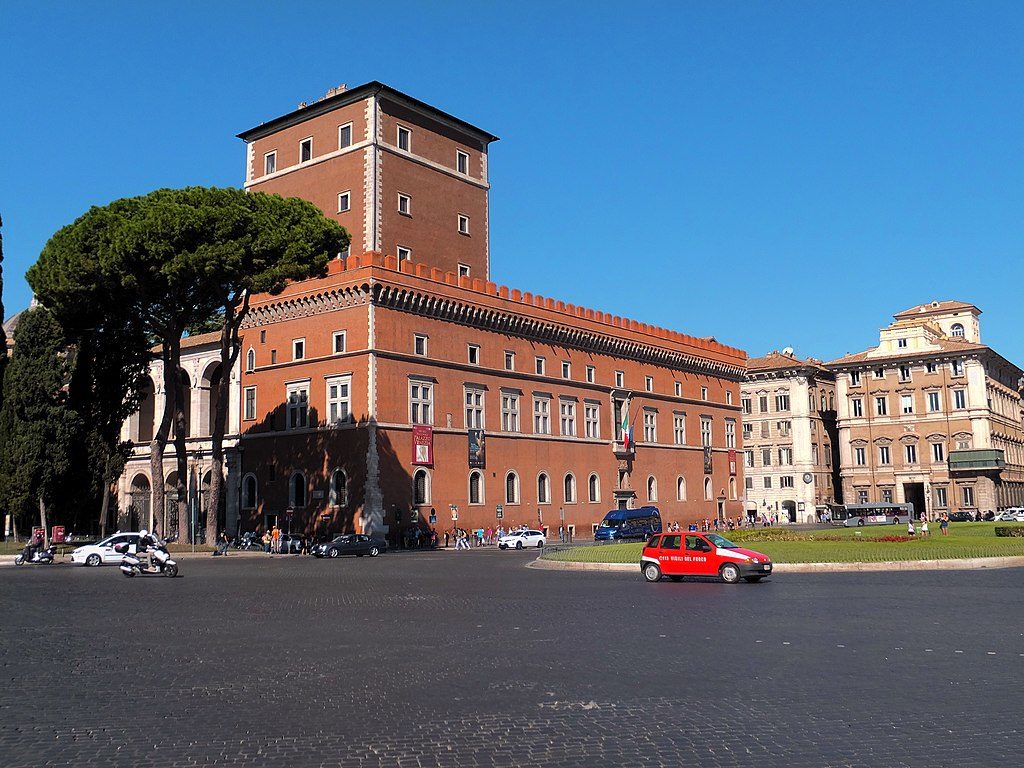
[{"x1": 831, "y1": 503, "x2": 914, "y2": 527}]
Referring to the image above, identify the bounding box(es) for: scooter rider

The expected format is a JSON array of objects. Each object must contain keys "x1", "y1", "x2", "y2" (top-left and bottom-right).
[
  {"x1": 137, "y1": 528, "x2": 160, "y2": 571},
  {"x1": 22, "y1": 530, "x2": 44, "y2": 562}
]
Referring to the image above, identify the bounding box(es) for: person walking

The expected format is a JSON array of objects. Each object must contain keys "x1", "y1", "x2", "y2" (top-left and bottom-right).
[
  {"x1": 907, "y1": 519, "x2": 916, "y2": 537},
  {"x1": 262, "y1": 530, "x2": 272, "y2": 553},
  {"x1": 217, "y1": 530, "x2": 230, "y2": 556},
  {"x1": 939, "y1": 513, "x2": 950, "y2": 536},
  {"x1": 271, "y1": 525, "x2": 281, "y2": 554},
  {"x1": 920, "y1": 518, "x2": 930, "y2": 537}
]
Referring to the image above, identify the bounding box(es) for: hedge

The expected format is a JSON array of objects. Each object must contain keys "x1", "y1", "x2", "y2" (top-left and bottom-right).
[{"x1": 994, "y1": 526, "x2": 1024, "y2": 538}]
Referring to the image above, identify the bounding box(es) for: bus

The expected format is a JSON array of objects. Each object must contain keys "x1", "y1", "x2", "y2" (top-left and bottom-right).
[{"x1": 831, "y1": 503, "x2": 914, "y2": 527}]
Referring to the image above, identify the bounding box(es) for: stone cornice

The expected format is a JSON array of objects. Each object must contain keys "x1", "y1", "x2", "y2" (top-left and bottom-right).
[{"x1": 241, "y1": 283, "x2": 372, "y2": 328}]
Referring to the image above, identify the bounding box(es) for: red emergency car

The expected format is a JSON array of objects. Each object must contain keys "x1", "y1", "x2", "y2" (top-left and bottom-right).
[{"x1": 640, "y1": 532, "x2": 773, "y2": 583}]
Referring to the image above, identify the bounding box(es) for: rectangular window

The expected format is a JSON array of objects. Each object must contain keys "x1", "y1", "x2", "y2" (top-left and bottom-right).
[
  {"x1": 875, "y1": 396, "x2": 888, "y2": 416},
  {"x1": 562, "y1": 361, "x2": 571, "y2": 379},
  {"x1": 286, "y1": 383, "x2": 309, "y2": 430},
  {"x1": 504, "y1": 351, "x2": 515, "y2": 371},
  {"x1": 643, "y1": 411, "x2": 656, "y2": 443},
  {"x1": 778, "y1": 447, "x2": 793, "y2": 465},
  {"x1": 467, "y1": 344, "x2": 480, "y2": 365},
  {"x1": 899, "y1": 365, "x2": 911, "y2": 381},
  {"x1": 874, "y1": 368, "x2": 885, "y2": 379},
  {"x1": 270, "y1": 349, "x2": 277, "y2": 365},
  {"x1": 905, "y1": 444, "x2": 917, "y2": 464},
  {"x1": 292, "y1": 338, "x2": 305, "y2": 361},
  {"x1": 879, "y1": 446, "x2": 891, "y2": 465},
  {"x1": 882, "y1": 488, "x2": 894, "y2": 503},
  {"x1": 535, "y1": 357, "x2": 546, "y2": 376},
  {"x1": 962, "y1": 486, "x2": 974, "y2": 507},
  {"x1": 700, "y1": 417, "x2": 712, "y2": 447},
  {"x1": 584, "y1": 403, "x2": 600, "y2": 438},
  {"x1": 454, "y1": 264, "x2": 469, "y2": 280},
  {"x1": 331, "y1": 331, "x2": 346, "y2": 354},
  {"x1": 857, "y1": 489, "x2": 869, "y2": 504},
  {"x1": 898, "y1": 338, "x2": 908, "y2": 348},
  {"x1": 410, "y1": 381, "x2": 433, "y2": 425},
  {"x1": 675, "y1": 382, "x2": 683, "y2": 398},
  {"x1": 901, "y1": 394, "x2": 914, "y2": 414},
  {"x1": 927, "y1": 391, "x2": 940, "y2": 412},
  {"x1": 775, "y1": 393, "x2": 790, "y2": 411},
  {"x1": 414, "y1": 334, "x2": 427, "y2": 356},
  {"x1": 264, "y1": 151, "x2": 277, "y2": 175},
  {"x1": 458, "y1": 214, "x2": 470, "y2": 234},
  {"x1": 935, "y1": 486, "x2": 948, "y2": 508},
  {"x1": 337, "y1": 192, "x2": 350, "y2": 213},
  {"x1": 745, "y1": 476, "x2": 754, "y2": 490},
  {"x1": 260, "y1": 330, "x2": 266, "y2": 344},
  {"x1": 615, "y1": 371, "x2": 624, "y2": 388},
  {"x1": 951, "y1": 359, "x2": 964, "y2": 376},
  {"x1": 533, "y1": 397, "x2": 551, "y2": 434},
  {"x1": 501, "y1": 392, "x2": 520, "y2": 432},
  {"x1": 456, "y1": 149, "x2": 469, "y2": 174},
  {"x1": 759, "y1": 395, "x2": 769, "y2": 413},
  {"x1": 761, "y1": 448, "x2": 772, "y2": 466},
  {"x1": 464, "y1": 387, "x2": 484, "y2": 429},
  {"x1": 299, "y1": 137, "x2": 312, "y2": 163},
  {"x1": 397, "y1": 125, "x2": 411, "y2": 151},
  {"x1": 726, "y1": 391, "x2": 733, "y2": 405},
  {"x1": 673, "y1": 414, "x2": 686, "y2": 445},
  {"x1": 760, "y1": 421, "x2": 770, "y2": 438},
  {"x1": 852, "y1": 398, "x2": 863, "y2": 417},
  {"x1": 850, "y1": 371, "x2": 861, "y2": 386},
  {"x1": 586, "y1": 365, "x2": 595, "y2": 384},
  {"x1": 855, "y1": 447, "x2": 866, "y2": 466},
  {"x1": 326, "y1": 376, "x2": 351, "y2": 425},
  {"x1": 560, "y1": 400, "x2": 577, "y2": 437},
  {"x1": 763, "y1": 477, "x2": 772, "y2": 489},
  {"x1": 953, "y1": 389, "x2": 966, "y2": 409},
  {"x1": 932, "y1": 442, "x2": 945, "y2": 463},
  {"x1": 701, "y1": 386, "x2": 708, "y2": 401},
  {"x1": 398, "y1": 193, "x2": 411, "y2": 215},
  {"x1": 742, "y1": 422, "x2": 752, "y2": 440},
  {"x1": 243, "y1": 387, "x2": 256, "y2": 420},
  {"x1": 397, "y1": 246, "x2": 411, "y2": 263},
  {"x1": 780, "y1": 476, "x2": 794, "y2": 488},
  {"x1": 725, "y1": 419, "x2": 736, "y2": 448},
  {"x1": 777, "y1": 420, "x2": 791, "y2": 436},
  {"x1": 926, "y1": 362, "x2": 937, "y2": 374},
  {"x1": 744, "y1": 450, "x2": 754, "y2": 468},
  {"x1": 645, "y1": 376, "x2": 654, "y2": 392},
  {"x1": 338, "y1": 123, "x2": 353, "y2": 149}
]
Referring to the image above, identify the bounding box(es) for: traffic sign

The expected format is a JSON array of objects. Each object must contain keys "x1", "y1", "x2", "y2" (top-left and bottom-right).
[{"x1": 495, "y1": 505, "x2": 503, "y2": 519}]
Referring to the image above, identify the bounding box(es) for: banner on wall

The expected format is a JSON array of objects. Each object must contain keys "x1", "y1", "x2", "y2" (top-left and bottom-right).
[
  {"x1": 468, "y1": 429, "x2": 486, "y2": 468},
  {"x1": 703, "y1": 446, "x2": 713, "y2": 474},
  {"x1": 412, "y1": 425, "x2": 434, "y2": 466},
  {"x1": 728, "y1": 449, "x2": 737, "y2": 476}
]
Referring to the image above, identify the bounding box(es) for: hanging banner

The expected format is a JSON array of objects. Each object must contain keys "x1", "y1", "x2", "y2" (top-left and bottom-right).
[
  {"x1": 703, "y1": 446, "x2": 713, "y2": 474},
  {"x1": 728, "y1": 449, "x2": 737, "y2": 476},
  {"x1": 412, "y1": 425, "x2": 433, "y2": 466},
  {"x1": 468, "y1": 429, "x2": 486, "y2": 468}
]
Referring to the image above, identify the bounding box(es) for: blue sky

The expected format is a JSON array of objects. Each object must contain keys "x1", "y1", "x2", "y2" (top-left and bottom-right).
[{"x1": 1, "y1": 1, "x2": 1022, "y2": 363}]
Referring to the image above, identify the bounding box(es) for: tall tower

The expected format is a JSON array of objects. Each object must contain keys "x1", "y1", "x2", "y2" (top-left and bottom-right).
[{"x1": 238, "y1": 81, "x2": 499, "y2": 279}]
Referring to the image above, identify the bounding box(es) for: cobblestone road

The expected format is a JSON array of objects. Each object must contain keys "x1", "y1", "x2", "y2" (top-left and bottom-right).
[{"x1": 1, "y1": 550, "x2": 1021, "y2": 767}]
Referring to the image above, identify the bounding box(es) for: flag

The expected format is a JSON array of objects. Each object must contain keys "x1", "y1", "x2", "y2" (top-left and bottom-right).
[{"x1": 621, "y1": 403, "x2": 631, "y2": 449}]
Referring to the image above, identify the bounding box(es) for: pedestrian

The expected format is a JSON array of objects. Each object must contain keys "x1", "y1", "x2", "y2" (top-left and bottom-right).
[
  {"x1": 940, "y1": 513, "x2": 950, "y2": 536},
  {"x1": 444, "y1": 529, "x2": 450, "y2": 548},
  {"x1": 262, "y1": 530, "x2": 271, "y2": 553},
  {"x1": 558, "y1": 524, "x2": 565, "y2": 543},
  {"x1": 218, "y1": 530, "x2": 230, "y2": 556},
  {"x1": 271, "y1": 525, "x2": 281, "y2": 554},
  {"x1": 920, "y1": 518, "x2": 930, "y2": 537},
  {"x1": 907, "y1": 519, "x2": 916, "y2": 537}
]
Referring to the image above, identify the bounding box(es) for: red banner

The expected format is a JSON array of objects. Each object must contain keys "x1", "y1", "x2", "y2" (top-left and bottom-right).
[
  {"x1": 412, "y1": 425, "x2": 433, "y2": 466},
  {"x1": 728, "y1": 449, "x2": 737, "y2": 477}
]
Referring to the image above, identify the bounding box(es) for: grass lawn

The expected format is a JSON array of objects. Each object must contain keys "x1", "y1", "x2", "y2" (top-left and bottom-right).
[{"x1": 542, "y1": 523, "x2": 1024, "y2": 564}]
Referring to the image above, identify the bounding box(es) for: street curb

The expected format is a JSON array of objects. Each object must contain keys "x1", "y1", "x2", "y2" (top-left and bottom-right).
[{"x1": 529, "y1": 555, "x2": 1024, "y2": 573}]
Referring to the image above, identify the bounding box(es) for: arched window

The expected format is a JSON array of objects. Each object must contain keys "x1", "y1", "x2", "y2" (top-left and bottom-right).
[
  {"x1": 505, "y1": 472, "x2": 520, "y2": 504},
  {"x1": 647, "y1": 475, "x2": 657, "y2": 502},
  {"x1": 729, "y1": 477, "x2": 737, "y2": 500},
  {"x1": 676, "y1": 476, "x2": 686, "y2": 501},
  {"x1": 704, "y1": 477, "x2": 713, "y2": 501},
  {"x1": 951, "y1": 323, "x2": 965, "y2": 338},
  {"x1": 246, "y1": 347, "x2": 255, "y2": 373},
  {"x1": 330, "y1": 469, "x2": 348, "y2": 507},
  {"x1": 242, "y1": 474, "x2": 258, "y2": 509},
  {"x1": 563, "y1": 473, "x2": 576, "y2": 503},
  {"x1": 289, "y1": 472, "x2": 306, "y2": 508},
  {"x1": 413, "y1": 469, "x2": 430, "y2": 506},
  {"x1": 588, "y1": 474, "x2": 600, "y2": 503},
  {"x1": 537, "y1": 473, "x2": 550, "y2": 504},
  {"x1": 469, "y1": 470, "x2": 484, "y2": 505}
]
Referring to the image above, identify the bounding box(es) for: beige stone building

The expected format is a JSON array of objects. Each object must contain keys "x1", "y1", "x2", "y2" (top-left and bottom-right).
[
  {"x1": 741, "y1": 351, "x2": 841, "y2": 524},
  {"x1": 829, "y1": 301, "x2": 1024, "y2": 516}
]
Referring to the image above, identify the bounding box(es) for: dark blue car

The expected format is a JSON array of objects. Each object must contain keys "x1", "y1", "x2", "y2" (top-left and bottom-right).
[{"x1": 594, "y1": 506, "x2": 662, "y2": 541}]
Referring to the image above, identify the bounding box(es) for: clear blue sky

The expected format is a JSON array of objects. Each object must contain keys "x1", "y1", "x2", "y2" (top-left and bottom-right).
[{"x1": 2, "y1": 1, "x2": 1022, "y2": 363}]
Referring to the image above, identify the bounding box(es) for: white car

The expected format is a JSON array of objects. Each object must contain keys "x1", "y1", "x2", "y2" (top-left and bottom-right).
[
  {"x1": 994, "y1": 509, "x2": 1024, "y2": 522},
  {"x1": 498, "y1": 529, "x2": 546, "y2": 550},
  {"x1": 70, "y1": 532, "x2": 141, "y2": 566}
]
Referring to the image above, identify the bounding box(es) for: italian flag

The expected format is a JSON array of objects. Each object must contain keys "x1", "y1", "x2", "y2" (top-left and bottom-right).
[{"x1": 621, "y1": 405, "x2": 631, "y2": 449}]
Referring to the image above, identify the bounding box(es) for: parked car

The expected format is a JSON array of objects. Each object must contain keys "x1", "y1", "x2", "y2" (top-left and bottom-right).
[
  {"x1": 948, "y1": 511, "x2": 976, "y2": 522},
  {"x1": 313, "y1": 534, "x2": 387, "y2": 558},
  {"x1": 640, "y1": 532, "x2": 772, "y2": 584},
  {"x1": 278, "y1": 534, "x2": 306, "y2": 554},
  {"x1": 70, "y1": 532, "x2": 141, "y2": 567},
  {"x1": 994, "y1": 509, "x2": 1024, "y2": 522},
  {"x1": 498, "y1": 529, "x2": 546, "y2": 550}
]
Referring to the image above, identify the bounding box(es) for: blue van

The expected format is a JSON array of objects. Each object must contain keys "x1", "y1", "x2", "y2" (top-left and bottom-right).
[{"x1": 594, "y1": 506, "x2": 663, "y2": 541}]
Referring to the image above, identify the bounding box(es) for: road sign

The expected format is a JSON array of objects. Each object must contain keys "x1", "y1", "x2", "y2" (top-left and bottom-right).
[{"x1": 495, "y1": 505, "x2": 503, "y2": 519}]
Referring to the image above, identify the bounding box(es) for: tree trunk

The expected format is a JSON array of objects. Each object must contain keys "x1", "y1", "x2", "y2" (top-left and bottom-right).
[
  {"x1": 39, "y1": 497, "x2": 49, "y2": 547},
  {"x1": 172, "y1": 362, "x2": 189, "y2": 542},
  {"x1": 206, "y1": 298, "x2": 245, "y2": 543},
  {"x1": 150, "y1": 342, "x2": 177, "y2": 533},
  {"x1": 99, "y1": 481, "x2": 111, "y2": 538}
]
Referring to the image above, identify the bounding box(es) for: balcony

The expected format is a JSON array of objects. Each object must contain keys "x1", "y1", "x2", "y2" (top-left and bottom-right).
[{"x1": 948, "y1": 449, "x2": 1005, "y2": 473}]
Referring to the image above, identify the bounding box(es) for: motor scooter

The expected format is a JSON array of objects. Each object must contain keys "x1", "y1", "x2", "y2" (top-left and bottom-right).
[
  {"x1": 115, "y1": 538, "x2": 179, "y2": 578},
  {"x1": 14, "y1": 545, "x2": 56, "y2": 566}
]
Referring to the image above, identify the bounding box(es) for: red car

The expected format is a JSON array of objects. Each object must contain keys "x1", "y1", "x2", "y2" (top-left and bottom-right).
[{"x1": 640, "y1": 532, "x2": 773, "y2": 583}]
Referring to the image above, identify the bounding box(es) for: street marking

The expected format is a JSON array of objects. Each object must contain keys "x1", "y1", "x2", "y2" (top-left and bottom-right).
[
  {"x1": 954, "y1": 650, "x2": 964, "y2": 654},
  {"x1": 783, "y1": 642, "x2": 791, "y2": 646},
  {"x1": 987, "y1": 652, "x2": 996, "y2": 655},
  {"x1": 837, "y1": 644, "x2": 845, "y2": 648}
]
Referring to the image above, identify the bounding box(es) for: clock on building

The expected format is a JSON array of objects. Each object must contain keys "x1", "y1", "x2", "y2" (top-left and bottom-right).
[{"x1": 802, "y1": 472, "x2": 814, "y2": 484}]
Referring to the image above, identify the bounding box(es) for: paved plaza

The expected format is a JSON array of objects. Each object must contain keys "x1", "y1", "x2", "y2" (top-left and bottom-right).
[{"x1": 0, "y1": 550, "x2": 1021, "y2": 767}]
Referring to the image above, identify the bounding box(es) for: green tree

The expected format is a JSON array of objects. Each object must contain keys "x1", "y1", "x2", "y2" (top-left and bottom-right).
[
  {"x1": 0, "y1": 308, "x2": 80, "y2": 539},
  {"x1": 0, "y1": 214, "x2": 7, "y2": 425}
]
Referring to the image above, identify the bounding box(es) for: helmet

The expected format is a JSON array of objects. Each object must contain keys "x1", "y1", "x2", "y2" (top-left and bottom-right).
[{"x1": 139, "y1": 529, "x2": 148, "y2": 537}]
